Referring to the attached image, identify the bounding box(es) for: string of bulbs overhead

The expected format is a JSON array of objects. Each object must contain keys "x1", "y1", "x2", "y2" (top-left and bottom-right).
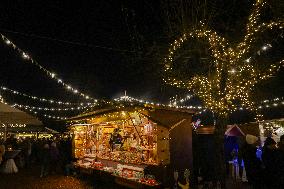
[
  {"x1": 0, "y1": 86, "x2": 97, "y2": 106},
  {"x1": 114, "y1": 94, "x2": 203, "y2": 110},
  {"x1": 12, "y1": 103, "x2": 93, "y2": 112},
  {"x1": 0, "y1": 34, "x2": 96, "y2": 101}
]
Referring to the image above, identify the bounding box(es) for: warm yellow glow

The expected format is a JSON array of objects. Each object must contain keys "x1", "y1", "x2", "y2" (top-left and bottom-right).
[{"x1": 163, "y1": 0, "x2": 284, "y2": 115}]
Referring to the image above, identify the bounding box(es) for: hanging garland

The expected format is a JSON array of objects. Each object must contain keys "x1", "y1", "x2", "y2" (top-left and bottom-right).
[{"x1": 0, "y1": 34, "x2": 96, "y2": 101}]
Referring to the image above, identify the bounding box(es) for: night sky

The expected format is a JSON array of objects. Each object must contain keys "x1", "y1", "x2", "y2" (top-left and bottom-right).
[
  {"x1": 0, "y1": 0, "x2": 283, "y2": 127},
  {"x1": 0, "y1": 0, "x2": 168, "y2": 101}
]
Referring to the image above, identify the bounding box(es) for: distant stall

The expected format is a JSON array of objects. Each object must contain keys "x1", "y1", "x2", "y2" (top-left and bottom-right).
[
  {"x1": 258, "y1": 118, "x2": 284, "y2": 144},
  {"x1": 228, "y1": 119, "x2": 284, "y2": 146},
  {"x1": 68, "y1": 106, "x2": 194, "y2": 188},
  {"x1": 0, "y1": 102, "x2": 42, "y2": 140},
  {"x1": 0, "y1": 125, "x2": 59, "y2": 139}
]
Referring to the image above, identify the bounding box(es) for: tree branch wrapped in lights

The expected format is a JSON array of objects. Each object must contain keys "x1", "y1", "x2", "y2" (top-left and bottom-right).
[{"x1": 163, "y1": 0, "x2": 284, "y2": 116}]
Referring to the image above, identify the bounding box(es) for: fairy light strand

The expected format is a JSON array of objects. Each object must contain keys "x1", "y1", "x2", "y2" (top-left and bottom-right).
[
  {"x1": 0, "y1": 86, "x2": 97, "y2": 106},
  {"x1": 0, "y1": 33, "x2": 95, "y2": 101},
  {"x1": 23, "y1": 107, "x2": 68, "y2": 120},
  {"x1": 114, "y1": 94, "x2": 203, "y2": 110},
  {"x1": 169, "y1": 94, "x2": 194, "y2": 106},
  {"x1": 1, "y1": 99, "x2": 68, "y2": 120},
  {"x1": 12, "y1": 103, "x2": 94, "y2": 112}
]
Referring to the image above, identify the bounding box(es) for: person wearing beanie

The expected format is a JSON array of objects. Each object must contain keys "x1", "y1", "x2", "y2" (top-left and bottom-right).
[
  {"x1": 51, "y1": 142, "x2": 56, "y2": 148},
  {"x1": 241, "y1": 134, "x2": 262, "y2": 188},
  {"x1": 245, "y1": 134, "x2": 258, "y2": 145}
]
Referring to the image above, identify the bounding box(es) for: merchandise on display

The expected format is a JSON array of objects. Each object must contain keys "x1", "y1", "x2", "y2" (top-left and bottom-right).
[{"x1": 71, "y1": 110, "x2": 170, "y2": 186}]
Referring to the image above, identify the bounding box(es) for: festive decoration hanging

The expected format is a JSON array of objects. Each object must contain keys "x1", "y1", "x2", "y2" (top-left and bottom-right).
[
  {"x1": 169, "y1": 94, "x2": 193, "y2": 107},
  {"x1": 0, "y1": 86, "x2": 97, "y2": 106},
  {"x1": 41, "y1": 114, "x2": 67, "y2": 120},
  {"x1": 114, "y1": 94, "x2": 203, "y2": 110},
  {"x1": 12, "y1": 103, "x2": 93, "y2": 112},
  {"x1": 163, "y1": 0, "x2": 284, "y2": 115},
  {"x1": 174, "y1": 93, "x2": 284, "y2": 111},
  {"x1": 2, "y1": 100, "x2": 68, "y2": 120},
  {"x1": 0, "y1": 123, "x2": 26, "y2": 128},
  {"x1": 258, "y1": 99, "x2": 284, "y2": 109},
  {"x1": 114, "y1": 95, "x2": 161, "y2": 106},
  {"x1": 0, "y1": 34, "x2": 96, "y2": 101}
]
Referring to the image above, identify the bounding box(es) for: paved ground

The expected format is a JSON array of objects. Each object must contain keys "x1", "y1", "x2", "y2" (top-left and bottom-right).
[
  {"x1": 0, "y1": 165, "x2": 252, "y2": 189},
  {"x1": 0, "y1": 166, "x2": 91, "y2": 189},
  {"x1": 0, "y1": 165, "x2": 128, "y2": 189}
]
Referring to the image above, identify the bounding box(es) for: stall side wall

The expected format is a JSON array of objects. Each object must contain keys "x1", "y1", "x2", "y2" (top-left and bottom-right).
[
  {"x1": 169, "y1": 119, "x2": 193, "y2": 180},
  {"x1": 156, "y1": 125, "x2": 170, "y2": 164}
]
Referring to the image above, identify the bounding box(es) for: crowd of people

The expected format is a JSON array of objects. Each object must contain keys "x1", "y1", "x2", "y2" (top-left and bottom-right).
[
  {"x1": 0, "y1": 135, "x2": 73, "y2": 177},
  {"x1": 1, "y1": 133, "x2": 284, "y2": 188},
  {"x1": 228, "y1": 134, "x2": 284, "y2": 189}
]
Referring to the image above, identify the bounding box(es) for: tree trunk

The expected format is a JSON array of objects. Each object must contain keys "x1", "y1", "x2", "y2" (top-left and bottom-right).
[{"x1": 214, "y1": 115, "x2": 228, "y2": 189}]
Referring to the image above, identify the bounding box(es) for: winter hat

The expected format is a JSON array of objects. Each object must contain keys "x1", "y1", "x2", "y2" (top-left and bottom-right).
[
  {"x1": 246, "y1": 134, "x2": 258, "y2": 144},
  {"x1": 264, "y1": 137, "x2": 276, "y2": 146},
  {"x1": 51, "y1": 142, "x2": 56, "y2": 147}
]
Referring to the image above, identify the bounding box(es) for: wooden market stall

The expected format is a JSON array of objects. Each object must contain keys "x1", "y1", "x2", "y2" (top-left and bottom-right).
[{"x1": 68, "y1": 106, "x2": 195, "y2": 188}]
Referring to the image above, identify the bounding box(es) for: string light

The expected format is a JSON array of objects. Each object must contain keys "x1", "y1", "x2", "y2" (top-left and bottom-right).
[
  {"x1": 1, "y1": 98, "x2": 69, "y2": 120},
  {"x1": 169, "y1": 92, "x2": 282, "y2": 112},
  {"x1": 162, "y1": 0, "x2": 284, "y2": 115},
  {"x1": 0, "y1": 34, "x2": 95, "y2": 101},
  {"x1": 114, "y1": 95, "x2": 166, "y2": 107},
  {"x1": 114, "y1": 94, "x2": 202, "y2": 110},
  {"x1": 0, "y1": 86, "x2": 97, "y2": 106},
  {"x1": 169, "y1": 94, "x2": 194, "y2": 107},
  {"x1": 261, "y1": 97, "x2": 283, "y2": 104},
  {"x1": 42, "y1": 114, "x2": 67, "y2": 120},
  {"x1": 257, "y1": 97, "x2": 284, "y2": 109},
  {"x1": 12, "y1": 103, "x2": 93, "y2": 112},
  {"x1": 1, "y1": 123, "x2": 26, "y2": 128},
  {"x1": 25, "y1": 107, "x2": 68, "y2": 120}
]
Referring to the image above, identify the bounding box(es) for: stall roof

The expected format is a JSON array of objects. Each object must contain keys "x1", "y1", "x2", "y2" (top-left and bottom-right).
[
  {"x1": 0, "y1": 102, "x2": 42, "y2": 125},
  {"x1": 142, "y1": 108, "x2": 195, "y2": 128},
  {"x1": 225, "y1": 125, "x2": 245, "y2": 136},
  {"x1": 68, "y1": 106, "x2": 195, "y2": 129},
  {"x1": 236, "y1": 122, "x2": 260, "y2": 136},
  {"x1": 67, "y1": 108, "x2": 116, "y2": 121}
]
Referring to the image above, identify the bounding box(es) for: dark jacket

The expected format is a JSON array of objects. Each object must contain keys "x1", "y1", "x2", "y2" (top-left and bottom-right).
[
  {"x1": 41, "y1": 148, "x2": 51, "y2": 165},
  {"x1": 49, "y1": 146, "x2": 59, "y2": 161},
  {"x1": 262, "y1": 146, "x2": 278, "y2": 188},
  {"x1": 241, "y1": 142, "x2": 262, "y2": 186}
]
